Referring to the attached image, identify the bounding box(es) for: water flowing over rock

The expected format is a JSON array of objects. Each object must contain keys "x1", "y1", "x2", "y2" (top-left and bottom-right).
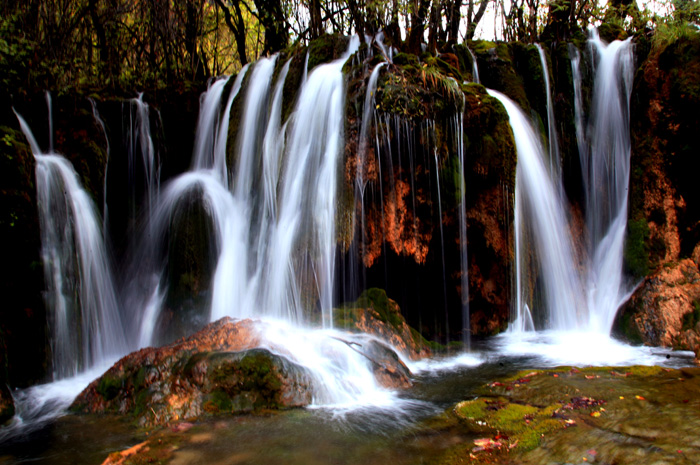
[
  {"x1": 72, "y1": 317, "x2": 412, "y2": 426},
  {"x1": 501, "y1": 31, "x2": 635, "y2": 334},
  {"x1": 15, "y1": 108, "x2": 127, "y2": 380}
]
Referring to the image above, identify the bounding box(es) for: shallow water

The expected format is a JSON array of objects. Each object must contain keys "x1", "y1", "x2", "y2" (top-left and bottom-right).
[{"x1": 0, "y1": 338, "x2": 695, "y2": 464}]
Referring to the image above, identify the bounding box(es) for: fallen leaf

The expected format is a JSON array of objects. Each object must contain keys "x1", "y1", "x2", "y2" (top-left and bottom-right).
[
  {"x1": 635, "y1": 395, "x2": 646, "y2": 400},
  {"x1": 472, "y1": 438, "x2": 502, "y2": 452},
  {"x1": 590, "y1": 411, "x2": 601, "y2": 417},
  {"x1": 564, "y1": 419, "x2": 576, "y2": 426},
  {"x1": 619, "y1": 396, "x2": 625, "y2": 400}
]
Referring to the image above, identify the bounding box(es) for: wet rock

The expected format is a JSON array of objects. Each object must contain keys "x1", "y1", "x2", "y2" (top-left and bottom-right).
[
  {"x1": 336, "y1": 288, "x2": 432, "y2": 360},
  {"x1": 72, "y1": 318, "x2": 313, "y2": 426},
  {"x1": 618, "y1": 260, "x2": 700, "y2": 358}
]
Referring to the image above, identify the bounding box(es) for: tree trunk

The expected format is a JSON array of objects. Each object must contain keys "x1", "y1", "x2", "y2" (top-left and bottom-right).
[
  {"x1": 408, "y1": 0, "x2": 431, "y2": 54},
  {"x1": 253, "y1": 0, "x2": 289, "y2": 54}
]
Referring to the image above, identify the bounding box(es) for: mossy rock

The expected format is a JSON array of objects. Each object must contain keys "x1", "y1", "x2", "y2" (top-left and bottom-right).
[
  {"x1": 307, "y1": 34, "x2": 350, "y2": 71},
  {"x1": 471, "y1": 41, "x2": 530, "y2": 113},
  {"x1": 623, "y1": 218, "x2": 650, "y2": 279},
  {"x1": 597, "y1": 23, "x2": 628, "y2": 43},
  {"x1": 439, "y1": 366, "x2": 700, "y2": 464},
  {"x1": 199, "y1": 349, "x2": 313, "y2": 413}
]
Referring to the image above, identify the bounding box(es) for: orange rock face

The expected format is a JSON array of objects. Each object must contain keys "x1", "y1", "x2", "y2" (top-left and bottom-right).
[{"x1": 622, "y1": 260, "x2": 700, "y2": 358}]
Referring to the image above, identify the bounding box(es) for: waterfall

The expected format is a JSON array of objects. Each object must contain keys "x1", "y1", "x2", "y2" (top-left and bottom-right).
[
  {"x1": 490, "y1": 90, "x2": 587, "y2": 331},
  {"x1": 15, "y1": 109, "x2": 126, "y2": 379},
  {"x1": 499, "y1": 31, "x2": 635, "y2": 334},
  {"x1": 583, "y1": 32, "x2": 635, "y2": 332},
  {"x1": 266, "y1": 36, "x2": 360, "y2": 326},
  {"x1": 568, "y1": 43, "x2": 587, "y2": 180},
  {"x1": 535, "y1": 44, "x2": 560, "y2": 176}
]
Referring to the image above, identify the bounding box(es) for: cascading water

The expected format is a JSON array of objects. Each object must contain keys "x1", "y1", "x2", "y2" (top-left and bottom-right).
[
  {"x1": 89, "y1": 98, "x2": 111, "y2": 244},
  {"x1": 499, "y1": 31, "x2": 635, "y2": 336},
  {"x1": 535, "y1": 44, "x2": 560, "y2": 176},
  {"x1": 466, "y1": 46, "x2": 480, "y2": 84},
  {"x1": 568, "y1": 44, "x2": 587, "y2": 173},
  {"x1": 191, "y1": 67, "x2": 249, "y2": 184},
  {"x1": 490, "y1": 89, "x2": 587, "y2": 331},
  {"x1": 14, "y1": 109, "x2": 127, "y2": 380},
  {"x1": 452, "y1": 109, "x2": 470, "y2": 348},
  {"x1": 582, "y1": 32, "x2": 635, "y2": 332},
  {"x1": 126, "y1": 37, "x2": 400, "y2": 407},
  {"x1": 124, "y1": 94, "x2": 160, "y2": 222}
]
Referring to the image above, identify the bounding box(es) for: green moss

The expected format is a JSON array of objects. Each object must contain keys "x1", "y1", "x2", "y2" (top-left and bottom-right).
[
  {"x1": 454, "y1": 397, "x2": 566, "y2": 452},
  {"x1": 597, "y1": 23, "x2": 628, "y2": 43},
  {"x1": 307, "y1": 34, "x2": 349, "y2": 71},
  {"x1": 682, "y1": 301, "x2": 700, "y2": 331},
  {"x1": 351, "y1": 288, "x2": 402, "y2": 328},
  {"x1": 624, "y1": 218, "x2": 650, "y2": 278},
  {"x1": 208, "y1": 350, "x2": 287, "y2": 411},
  {"x1": 203, "y1": 389, "x2": 232, "y2": 413},
  {"x1": 96, "y1": 374, "x2": 123, "y2": 401}
]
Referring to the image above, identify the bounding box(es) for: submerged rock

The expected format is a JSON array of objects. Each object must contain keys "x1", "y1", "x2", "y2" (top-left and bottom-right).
[{"x1": 439, "y1": 366, "x2": 700, "y2": 464}]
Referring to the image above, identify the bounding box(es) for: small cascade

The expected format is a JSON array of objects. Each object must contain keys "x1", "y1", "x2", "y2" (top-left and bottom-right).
[
  {"x1": 191, "y1": 66, "x2": 249, "y2": 184},
  {"x1": 88, "y1": 98, "x2": 111, "y2": 243},
  {"x1": 126, "y1": 95, "x2": 160, "y2": 220},
  {"x1": 466, "y1": 46, "x2": 480, "y2": 84},
  {"x1": 15, "y1": 110, "x2": 127, "y2": 379},
  {"x1": 452, "y1": 110, "x2": 470, "y2": 348},
  {"x1": 535, "y1": 44, "x2": 560, "y2": 176},
  {"x1": 489, "y1": 89, "x2": 587, "y2": 331},
  {"x1": 568, "y1": 44, "x2": 587, "y2": 177},
  {"x1": 432, "y1": 144, "x2": 449, "y2": 342},
  {"x1": 375, "y1": 31, "x2": 394, "y2": 63}
]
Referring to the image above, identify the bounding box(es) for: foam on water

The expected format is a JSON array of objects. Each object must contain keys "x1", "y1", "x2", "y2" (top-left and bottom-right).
[
  {"x1": 0, "y1": 362, "x2": 115, "y2": 442},
  {"x1": 491, "y1": 330, "x2": 695, "y2": 368}
]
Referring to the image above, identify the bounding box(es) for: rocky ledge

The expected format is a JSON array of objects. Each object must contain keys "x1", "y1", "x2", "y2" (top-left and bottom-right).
[{"x1": 72, "y1": 317, "x2": 411, "y2": 427}]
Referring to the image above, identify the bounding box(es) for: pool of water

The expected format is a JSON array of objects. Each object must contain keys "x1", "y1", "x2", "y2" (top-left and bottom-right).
[{"x1": 0, "y1": 335, "x2": 694, "y2": 464}]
